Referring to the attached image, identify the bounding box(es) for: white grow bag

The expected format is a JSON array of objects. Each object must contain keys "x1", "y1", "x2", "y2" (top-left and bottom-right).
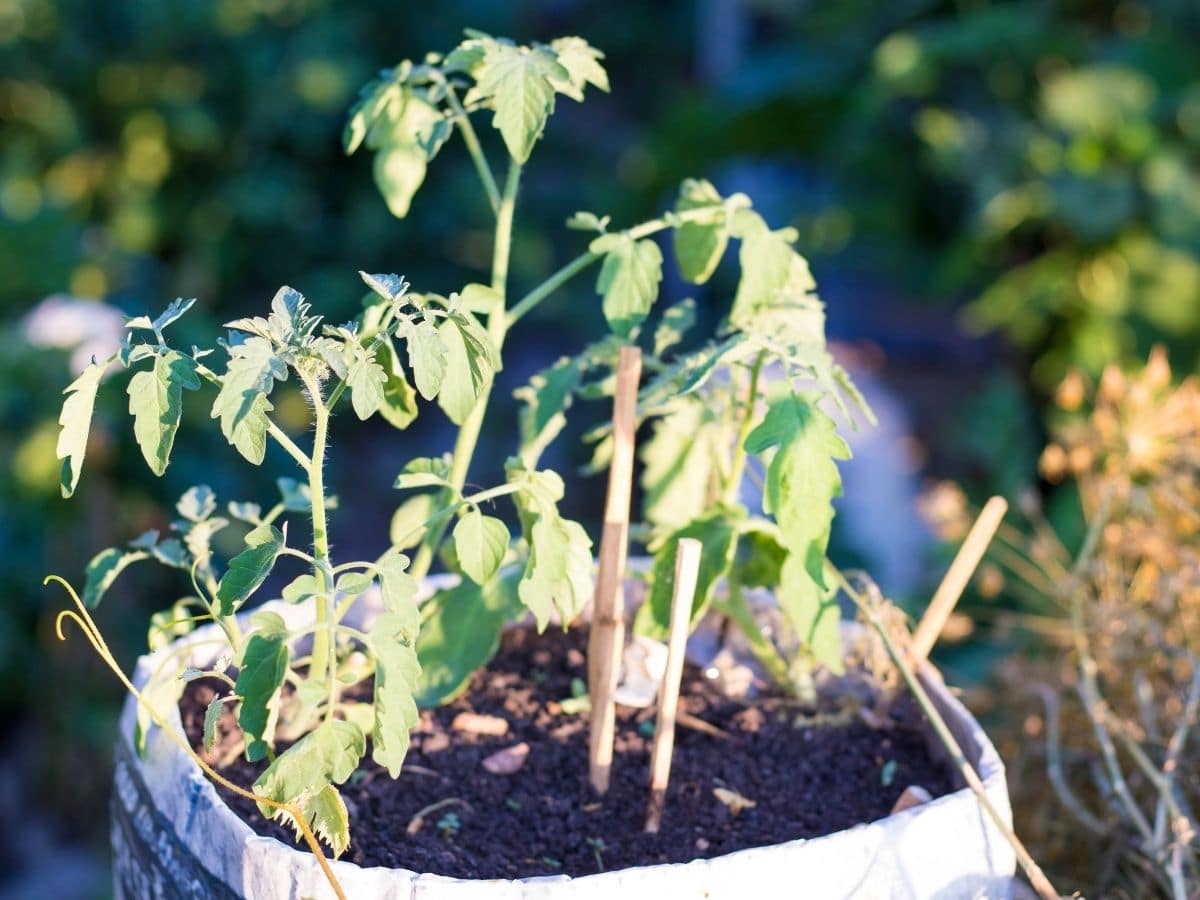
[{"x1": 111, "y1": 582, "x2": 1016, "y2": 900}]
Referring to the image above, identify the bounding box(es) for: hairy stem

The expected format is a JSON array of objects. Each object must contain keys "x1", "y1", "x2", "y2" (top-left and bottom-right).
[
  {"x1": 298, "y1": 370, "x2": 338, "y2": 719},
  {"x1": 410, "y1": 162, "x2": 521, "y2": 581}
]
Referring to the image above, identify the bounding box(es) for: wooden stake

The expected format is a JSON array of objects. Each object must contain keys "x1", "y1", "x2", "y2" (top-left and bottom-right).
[
  {"x1": 908, "y1": 496, "x2": 1008, "y2": 668},
  {"x1": 644, "y1": 537, "x2": 702, "y2": 833},
  {"x1": 588, "y1": 345, "x2": 642, "y2": 795}
]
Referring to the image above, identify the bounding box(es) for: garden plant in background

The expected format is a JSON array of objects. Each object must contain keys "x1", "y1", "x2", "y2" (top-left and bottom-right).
[
  {"x1": 987, "y1": 349, "x2": 1199, "y2": 899},
  {"x1": 48, "y1": 28, "x2": 1056, "y2": 899}
]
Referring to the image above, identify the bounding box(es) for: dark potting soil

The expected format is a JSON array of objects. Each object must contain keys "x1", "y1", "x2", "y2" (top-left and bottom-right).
[{"x1": 180, "y1": 626, "x2": 955, "y2": 879}]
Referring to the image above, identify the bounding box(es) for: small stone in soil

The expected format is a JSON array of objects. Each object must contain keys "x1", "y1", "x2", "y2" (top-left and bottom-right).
[{"x1": 481, "y1": 742, "x2": 530, "y2": 774}]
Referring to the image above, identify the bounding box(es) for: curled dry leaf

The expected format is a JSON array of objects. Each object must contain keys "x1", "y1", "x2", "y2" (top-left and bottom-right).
[
  {"x1": 481, "y1": 742, "x2": 530, "y2": 775},
  {"x1": 451, "y1": 712, "x2": 510, "y2": 736},
  {"x1": 712, "y1": 786, "x2": 757, "y2": 815}
]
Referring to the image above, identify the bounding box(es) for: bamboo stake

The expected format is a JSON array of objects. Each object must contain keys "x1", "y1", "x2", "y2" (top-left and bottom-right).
[
  {"x1": 644, "y1": 538, "x2": 702, "y2": 833},
  {"x1": 909, "y1": 495, "x2": 1008, "y2": 667},
  {"x1": 588, "y1": 345, "x2": 642, "y2": 794}
]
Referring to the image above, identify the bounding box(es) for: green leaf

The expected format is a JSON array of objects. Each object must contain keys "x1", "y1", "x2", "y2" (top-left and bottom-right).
[
  {"x1": 730, "y1": 211, "x2": 821, "y2": 334},
  {"x1": 148, "y1": 599, "x2": 197, "y2": 651},
  {"x1": 254, "y1": 718, "x2": 365, "y2": 816},
  {"x1": 347, "y1": 347, "x2": 387, "y2": 420},
  {"x1": 211, "y1": 337, "x2": 286, "y2": 465},
  {"x1": 335, "y1": 572, "x2": 373, "y2": 596},
  {"x1": 547, "y1": 36, "x2": 609, "y2": 100},
  {"x1": 593, "y1": 234, "x2": 663, "y2": 337},
  {"x1": 634, "y1": 507, "x2": 742, "y2": 640},
  {"x1": 306, "y1": 786, "x2": 352, "y2": 858},
  {"x1": 519, "y1": 514, "x2": 593, "y2": 631},
  {"x1": 436, "y1": 318, "x2": 487, "y2": 425},
  {"x1": 415, "y1": 570, "x2": 522, "y2": 707},
  {"x1": 394, "y1": 456, "x2": 451, "y2": 490},
  {"x1": 390, "y1": 493, "x2": 438, "y2": 550},
  {"x1": 360, "y1": 271, "x2": 410, "y2": 303},
  {"x1": 640, "y1": 397, "x2": 723, "y2": 533},
  {"x1": 378, "y1": 552, "x2": 418, "y2": 641},
  {"x1": 734, "y1": 522, "x2": 789, "y2": 589},
  {"x1": 780, "y1": 552, "x2": 843, "y2": 674},
  {"x1": 281, "y1": 573, "x2": 319, "y2": 604},
  {"x1": 236, "y1": 611, "x2": 289, "y2": 762},
  {"x1": 744, "y1": 394, "x2": 850, "y2": 671},
  {"x1": 744, "y1": 394, "x2": 849, "y2": 558},
  {"x1": 216, "y1": 525, "x2": 283, "y2": 616},
  {"x1": 202, "y1": 695, "x2": 228, "y2": 752},
  {"x1": 127, "y1": 350, "x2": 201, "y2": 476},
  {"x1": 476, "y1": 43, "x2": 568, "y2": 163},
  {"x1": 653, "y1": 298, "x2": 697, "y2": 357},
  {"x1": 373, "y1": 145, "x2": 428, "y2": 220},
  {"x1": 515, "y1": 356, "x2": 581, "y2": 467},
  {"x1": 83, "y1": 546, "x2": 148, "y2": 609},
  {"x1": 177, "y1": 485, "x2": 218, "y2": 521},
  {"x1": 374, "y1": 340, "x2": 419, "y2": 431},
  {"x1": 405, "y1": 321, "x2": 446, "y2": 401},
  {"x1": 458, "y1": 283, "x2": 502, "y2": 315},
  {"x1": 368, "y1": 613, "x2": 421, "y2": 777},
  {"x1": 57, "y1": 359, "x2": 108, "y2": 498},
  {"x1": 343, "y1": 75, "x2": 395, "y2": 155},
  {"x1": 673, "y1": 179, "x2": 728, "y2": 284},
  {"x1": 453, "y1": 508, "x2": 509, "y2": 585}
]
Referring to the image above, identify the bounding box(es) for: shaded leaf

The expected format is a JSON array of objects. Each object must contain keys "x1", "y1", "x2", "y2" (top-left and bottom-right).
[
  {"x1": 415, "y1": 570, "x2": 522, "y2": 707},
  {"x1": 673, "y1": 179, "x2": 728, "y2": 284},
  {"x1": 216, "y1": 525, "x2": 283, "y2": 616},
  {"x1": 453, "y1": 508, "x2": 509, "y2": 585},
  {"x1": 236, "y1": 611, "x2": 289, "y2": 762},
  {"x1": 634, "y1": 507, "x2": 742, "y2": 640}
]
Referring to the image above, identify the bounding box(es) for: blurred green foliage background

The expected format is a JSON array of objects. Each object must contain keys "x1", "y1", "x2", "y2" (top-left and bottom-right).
[{"x1": 1, "y1": 0, "x2": 1197, "y2": 893}]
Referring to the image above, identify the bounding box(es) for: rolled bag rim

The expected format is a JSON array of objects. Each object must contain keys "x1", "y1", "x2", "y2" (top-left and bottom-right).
[{"x1": 112, "y1": 572, "x2": 1017, "y2": 900}]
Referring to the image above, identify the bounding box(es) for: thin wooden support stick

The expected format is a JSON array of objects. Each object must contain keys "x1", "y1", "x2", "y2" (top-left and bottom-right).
[
  {"x1": 909, "y1": 495, "x2": 1008, "y2": 667},
  {"x1": 645, "y1": 538, "x2": 702, "y2": 833},
  {"x1": 588, "y1": 345, "x2": 642, "y2": 794}
]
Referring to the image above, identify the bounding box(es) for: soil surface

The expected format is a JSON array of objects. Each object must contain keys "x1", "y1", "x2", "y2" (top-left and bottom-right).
[{"x1": 181, "y1": 626, "x2": 954, "y2": 879}]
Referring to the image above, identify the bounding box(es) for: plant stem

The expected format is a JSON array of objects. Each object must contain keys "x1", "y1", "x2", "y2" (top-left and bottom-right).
[
  {"x1": 724, "y1": 350, "x2": 765, "y2": 504},
  {"x1": 834, "y1": 570, "x2": 1060, "y2": 900},
  {"x1": 410, "y1": 162, "x2": 521, "y2": 581},
  {"x1": 447, "y1": 85, "x2": 500, "y2": 213},
  {"x1": 506, "y1": 204, "x2": 726, "y2": 327},
  {"x1": 714, "y1": 572, "x2": 791, "y2": 689},
  {"x1": 298, "y1": 370, "x2": 338, "y2": 719}
]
